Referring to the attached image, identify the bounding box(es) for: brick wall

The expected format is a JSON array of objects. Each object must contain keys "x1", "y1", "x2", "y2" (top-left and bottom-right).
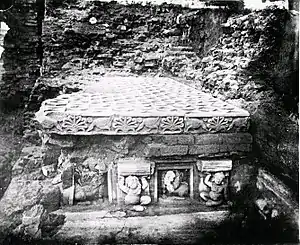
[
  {"x1": 41, "y1": 1, "x2": 230, "y2": 79},
  {"x1": 44, "y1": 133, "x2": 252, "y2": 167},
  {"x1": 0, "y1": 0, "x2": 44, "y2": 111}
]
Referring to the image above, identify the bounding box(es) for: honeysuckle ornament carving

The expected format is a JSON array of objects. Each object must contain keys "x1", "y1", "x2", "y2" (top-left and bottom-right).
[
  {"x1": 59, "y1": 115, "x2": 91, "y2": 133},
  {"x1": 204, "y1": 117, "x2": 232, "y2": 133},
  {"x1": 160, "y1": 116, "x2": 184, "y2": 132},
  {"x1": 112, "y1": 117, "x2": 142, "y2": 133}
]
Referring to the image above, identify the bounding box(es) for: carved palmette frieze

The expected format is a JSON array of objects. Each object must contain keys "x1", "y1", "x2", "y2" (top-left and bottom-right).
[
  {"x1": 204, "y1": 117, "x2": 233, "y2": 133},
  {"x1": 56, "y1": 115, "x2": 93, "y2": 133},
  {"x1": 37, "y1": 114, "x2": 249, "y2": 135},
  {"x1": 112, "y1": 117, "x2": 143, "y2": 133},
  {"x1": 160, "y1": 116, "x2": 184, "y2": 133},
  {"x1": 184, "y1": 116, "x2": 250, "y2": 133}
]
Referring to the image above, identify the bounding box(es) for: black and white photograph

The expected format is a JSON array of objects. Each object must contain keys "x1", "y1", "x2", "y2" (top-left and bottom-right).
[{"x1": 0, "y1": 0, "x2": 298, "y2": 244}]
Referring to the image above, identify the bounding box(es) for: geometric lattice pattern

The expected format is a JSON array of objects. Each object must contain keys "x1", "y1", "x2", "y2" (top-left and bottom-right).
[{"x1": 43, "y1": 77, "x2": 249, "y2": 117}]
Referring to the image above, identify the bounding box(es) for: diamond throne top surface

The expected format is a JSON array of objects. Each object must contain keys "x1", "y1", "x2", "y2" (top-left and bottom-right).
[{"x1": 35, "y1": 76, "x2": 250, "y2": 135}]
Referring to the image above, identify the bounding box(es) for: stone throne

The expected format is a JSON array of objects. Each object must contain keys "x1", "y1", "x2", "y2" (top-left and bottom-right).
[{"x1": 35, "y1": 76, "x2": 252, "y2": 212}]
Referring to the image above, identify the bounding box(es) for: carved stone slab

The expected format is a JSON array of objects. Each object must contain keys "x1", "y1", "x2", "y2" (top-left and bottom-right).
[
  {"x1": 196, "y1": 160, "x2": 232, "y2": 172},
  {"x1": 117, "y1": 158, "x2": 154, "y2": 176},
  {"x1": 35, "y1": 77, "x2": 250, "y2": 135}
]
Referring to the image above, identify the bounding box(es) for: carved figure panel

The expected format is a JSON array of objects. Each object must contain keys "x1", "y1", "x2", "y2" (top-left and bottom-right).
[
  {"x1": 162, "y1": 170, "x2": 189, "y2": 198},
  {"x1": 118, "y1": 175, "x2": 151, "y2": 205},
  {"x1": 154, "y1": 162, "x2": 194, "y2": 202},
  {"x1": 51, "y1": 153, "x2": 108, "y2": 205},
  {"x1": 136, "y1": 117, "x2": 160, "y2": 133},
  {"x1": 199, "y1": 171, "x2": 229, "y2": 206},
  {"x1": 197, "y1": 159, "x2": 232, "y2": 207},
  {"x1": 115, "y1": 158, "x2": 155, "y2": 206}
]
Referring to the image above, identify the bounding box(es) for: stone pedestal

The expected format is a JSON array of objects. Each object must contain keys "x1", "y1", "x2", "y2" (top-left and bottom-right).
[{"x1": 35, "y1": 76, "x2": 252, "y2": 221}]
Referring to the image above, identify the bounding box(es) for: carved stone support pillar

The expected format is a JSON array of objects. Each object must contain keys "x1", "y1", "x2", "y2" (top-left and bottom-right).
[{"x1": 197, "y1": 160, "x2": 232, "y2": 206}]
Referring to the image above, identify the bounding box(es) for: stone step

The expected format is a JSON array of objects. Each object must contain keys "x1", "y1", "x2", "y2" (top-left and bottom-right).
[{"x1": 52, "y1": 209, "x2": 230, "y2": 244}]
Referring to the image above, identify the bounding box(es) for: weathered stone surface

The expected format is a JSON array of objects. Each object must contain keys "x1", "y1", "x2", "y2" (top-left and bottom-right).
[
  {"x1": 160, "y1": 145, "x2": 189, "y2": 156},
  {"x1": 53, "y1": 210, "x2": 230, "y2": 244},
  {"x1": 219, "y1": 143, "x2": 252, "y2": 153},
  {"x1": 177, "y1": 135, "x2": 195, "y2": 145},
  {"x1": 194, "y1": 134, "x2": 220, "y2": 145},
  {"x1": 0, "y1": 176, "x2": 43, "y2": 217},
  {"x1": 35, "y1": 77, "x2": 249, "y2": 136},
  {"x1": 0, "y1": 0, "x2": 42, "y2": 110},
  {"x1": 0, "y1": 173, "x2": 62, "y2": 224},
  {"x1": 229, "y1": 163, "x2": 257, "y2": 206},
  {"x1": 12, "y1": 146, "x2": 44, "y2": 175},
  {"x1": 189, "y1": 144, "x2": 220, "y2": 155},
  {"x1": 21, "y1": 204, "x2": 45, "y2": 239},
  {"x1": 195, "y1": 133, "x2": 252, "y2": 146},
  {"x1": 40, "y1": 184, "x2": 61, "y2": 212},
  {"x1": 159, "y1": 135, "x2": 194, "y2": 145},
  {"x1": 220, "y1": 133, "x2": 252, "y2": 144},
  {"x1": 40, "y1": 212, "x2": 65, "y2": 238},
  {"x1": 256, "y1": 169, "x2": 297, "y2": 210},
  {"x1": 144, "y1": 144, "x2": 188, "y2": 157}
]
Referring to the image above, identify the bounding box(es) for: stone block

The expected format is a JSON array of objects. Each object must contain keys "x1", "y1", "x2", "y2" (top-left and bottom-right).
[
  {"x1": 256, "y1": 169, "x2": 298, "y2": 226},
  {"x1": 159, "y1": 135, "x2": 194, "y2": 145},
  {"x1": 197, "y1": 159, "x2": 232, "y2": 172},
  {"x1": 144, "y1": 144, "x2": 188, "y2": 157},
  {"x1": 161, "y1": 135, "x2": 179, "y2": 145},
  {"x1": 144, "y1": 144, "x2": 162, "y2": 157},
  {"x1": 194, "y1": 134, "x2": 220, "y2": 145},
  {"x1": 117, "y1": 158, "x2": 153, "y2": 176},
  {"x1": 177, "y1": 135, "x2": 194, "y2": 145},
  {"x1": 189, "y1": 144, "x2": 220, "y2": 155},
  {"x1": 219, "y1": 144, "x2": 252, "y2": 153},
  {"x1": 220, "y1": 133, "x2": 252, "y2": 144},
  {"x1": 160, "y1": 145, "x2": 188, "y2": 156},
  {"x1": 257, "y1": 169, "x2": 295, "y2": 208},
  {"x1": 151, "y1": 135, "x2": 164, "y2": 144},
  {"x1": 55, "y1": 210, "x2": 230, "y2": 244},
  {"x1": 40, "y1": 185, "x2": 61, "y2": 212}
]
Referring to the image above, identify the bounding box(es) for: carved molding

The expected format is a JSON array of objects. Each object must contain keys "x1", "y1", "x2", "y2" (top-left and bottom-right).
[
  {"x1": 117, "y1": 158, "x2": 154, "y2": 176},
  {"x1": 36, "y1": 114, "x2": 250, "y2": 135},
  {"x1": 196, "y1": 160, "x2": 232, "y2": 172},
  {"x1": 35, "y1": 77, "x2": 250, "y2": 135}
]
